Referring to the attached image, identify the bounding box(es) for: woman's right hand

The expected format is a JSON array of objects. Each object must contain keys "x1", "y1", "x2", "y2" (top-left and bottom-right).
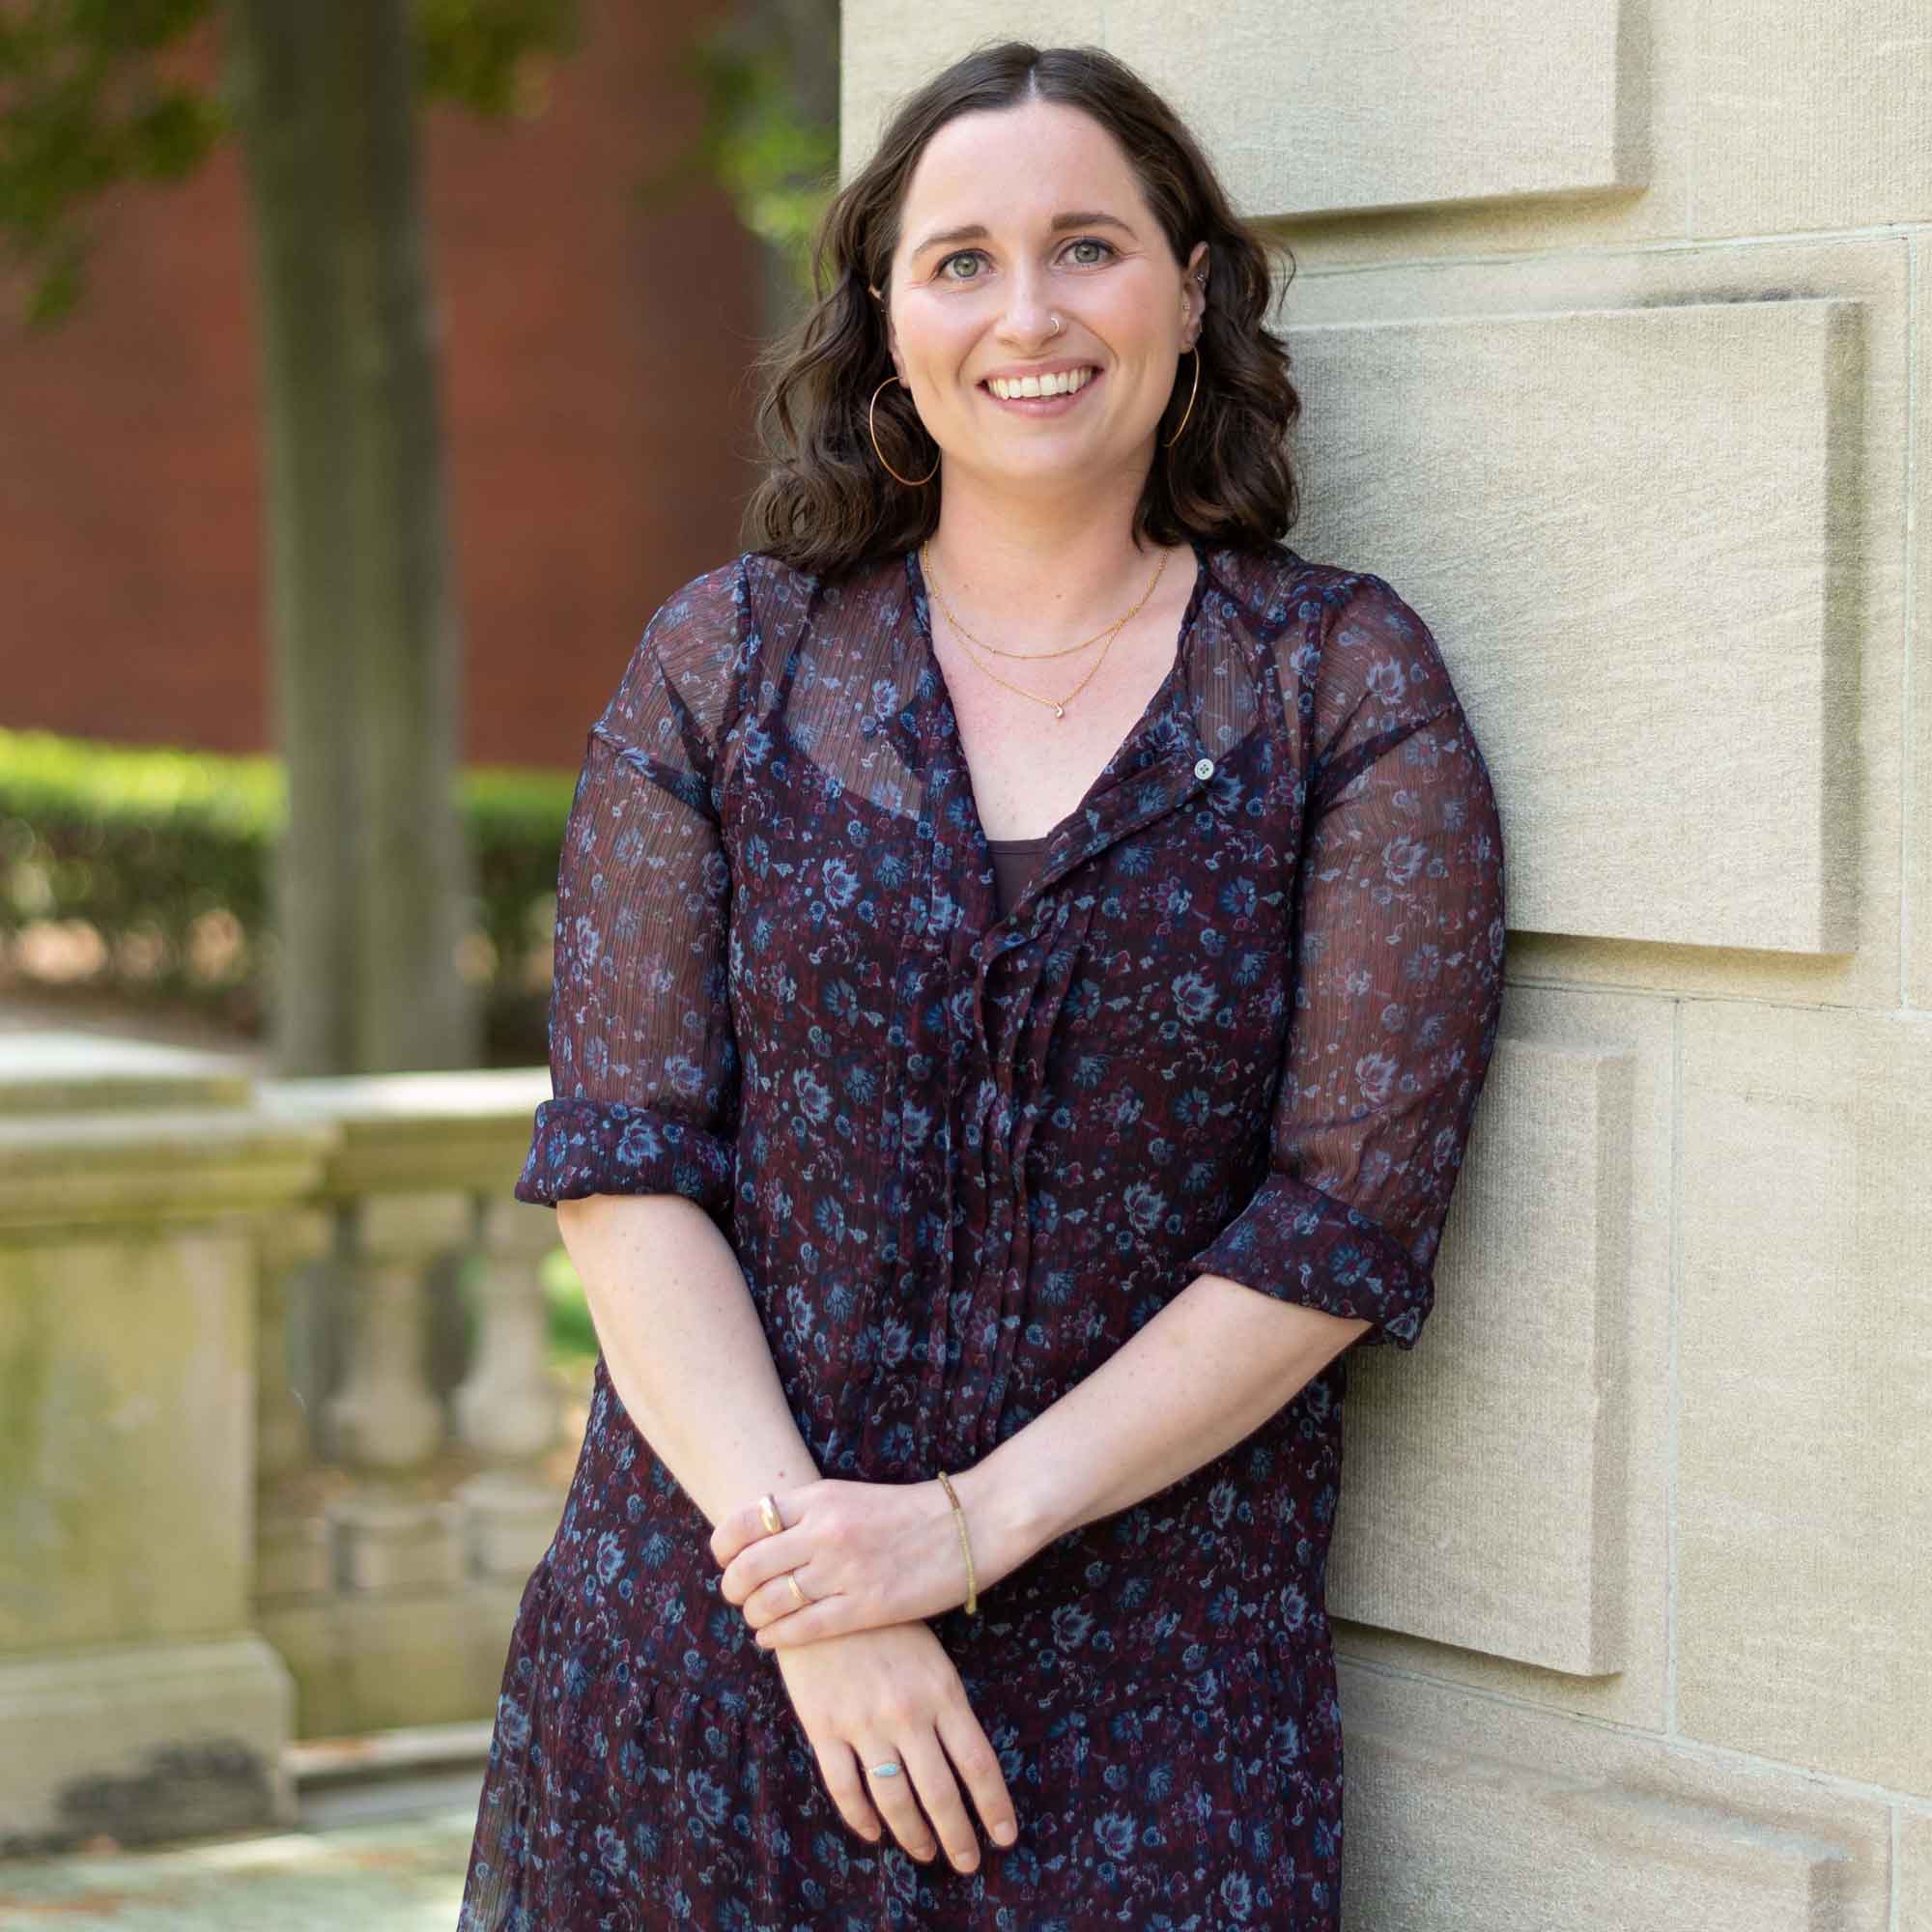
[{"x1": 773, "y1": 1621, "x2": 1019, "y2": 1872}]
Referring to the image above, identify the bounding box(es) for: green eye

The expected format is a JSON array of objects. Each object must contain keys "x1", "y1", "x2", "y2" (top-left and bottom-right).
[{"x1": 934, "y1": 237, "x2": 1119, "y2": 281}]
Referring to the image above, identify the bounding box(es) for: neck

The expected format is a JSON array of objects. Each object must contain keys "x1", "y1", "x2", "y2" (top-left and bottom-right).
[{"x1": 920, "y1": 455, "x2": 1172, "y2": 641}]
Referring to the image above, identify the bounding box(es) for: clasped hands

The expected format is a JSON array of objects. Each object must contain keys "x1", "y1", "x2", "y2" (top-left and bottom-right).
[{"x1": 708, "y1": 1476, "x2": 978, "y2": 1652}]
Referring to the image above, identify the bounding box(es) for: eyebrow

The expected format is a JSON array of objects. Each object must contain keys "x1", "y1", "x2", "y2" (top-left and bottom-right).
[{"x1": 908, "y1": 211, "x2": 1136, "y2": 262}]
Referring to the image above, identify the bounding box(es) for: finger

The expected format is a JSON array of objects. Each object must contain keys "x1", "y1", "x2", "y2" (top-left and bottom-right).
[
  {"x1": 812, "y1": 1738, "x2": 883, "y2": 1846},
  {"x1": 895, "y1": 1723, "x2": 982, "y2": 1873},
  {"x1": 935, "y1": 1697, "x2": 1018, "y2": 1850},
  {"x1": 720, "y1": 1542, "x2": 766, "y2": 1606},
  {"x1": 707, "y1": 1503, "x2": 753, "y2": 1569},
  {"x1": 711, "y1": 1490, "x2": 791, "y2": 1570},
  {"x1": 723, "y1": 1527, "x2": 808, "y2": 1607},
  {"x1": 857, "y1": 1735, "x2": 937, "y2": 1862},
  {"x1": 748, "y1": 1572, "x2": 839, "y2": 1644}
]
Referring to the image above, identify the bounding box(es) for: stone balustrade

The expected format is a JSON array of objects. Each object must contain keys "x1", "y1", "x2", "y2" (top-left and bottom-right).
[{"x1": 0, "y1": 1034, "x2": 563, "y2": 1855}]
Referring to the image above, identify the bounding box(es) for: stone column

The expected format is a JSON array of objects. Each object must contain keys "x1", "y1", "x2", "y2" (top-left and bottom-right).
[
  {"x1": 252, "y1": 1208, "x2": 337, "y2": 1606},
  {"x1": 453, "y1": 1196, "x2": 568, "y2": 1580},
  {"x1": 320, "y1": 1192, "x2": 470, "y2": 1595}
]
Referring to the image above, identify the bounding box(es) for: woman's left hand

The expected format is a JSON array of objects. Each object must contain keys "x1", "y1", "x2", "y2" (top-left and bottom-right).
[{"x1": 709, "y1": 1478, "x2": 977, "y2": 1651}]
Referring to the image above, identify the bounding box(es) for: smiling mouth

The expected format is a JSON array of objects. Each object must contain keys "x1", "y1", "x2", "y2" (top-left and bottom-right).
[{"x1": 979, "y1": 367, "x2": 1103, "y2": 405}]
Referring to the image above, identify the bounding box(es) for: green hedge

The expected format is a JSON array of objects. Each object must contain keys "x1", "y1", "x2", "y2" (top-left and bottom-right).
[{"x1": 0, "y1": 726, "x2": 576, "y2": 1063}]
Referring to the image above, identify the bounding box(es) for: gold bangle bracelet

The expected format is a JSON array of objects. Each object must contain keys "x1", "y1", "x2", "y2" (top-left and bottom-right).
[{"x1": 935, "y1": 1468, "x2": 978, "y2": 1615}]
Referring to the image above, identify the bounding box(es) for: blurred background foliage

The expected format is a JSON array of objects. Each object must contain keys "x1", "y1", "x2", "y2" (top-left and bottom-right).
[
  {"x1": 0, "y1": 0, "x2": 582, "y2": 327},
  {"x1": 0, "y1": 724, "x2": 575, "y2": 1062},
  {"x1": 0, "y1": 0, "x2": 837, "y2": 329},
  {"x1": 644, "y1": 2, "x2": 839, "y2": 299}
]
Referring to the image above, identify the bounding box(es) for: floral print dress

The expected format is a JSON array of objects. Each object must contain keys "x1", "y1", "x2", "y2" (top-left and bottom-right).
[{"x1": 459, "y1": 534, "x2": 1507, "y2": 1930}]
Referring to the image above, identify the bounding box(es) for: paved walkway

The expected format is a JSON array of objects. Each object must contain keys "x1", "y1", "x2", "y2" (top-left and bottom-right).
[
  {"x1": 0, "y1": 987, "x2": 258, "y2": 1050},
  {"x1": 0, "y1": 1772, "x2": 481, "y2": 1931}
]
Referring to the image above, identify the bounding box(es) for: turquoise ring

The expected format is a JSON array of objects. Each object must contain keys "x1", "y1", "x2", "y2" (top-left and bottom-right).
[{"x1": 869, "y1": 1761, "x2": 902, "y2": 1777}]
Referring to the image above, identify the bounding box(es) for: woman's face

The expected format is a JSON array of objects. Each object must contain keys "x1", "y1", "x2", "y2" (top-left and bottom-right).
[{"x1": 879, "y1": 97, "x2": 1207, "y2": 496}]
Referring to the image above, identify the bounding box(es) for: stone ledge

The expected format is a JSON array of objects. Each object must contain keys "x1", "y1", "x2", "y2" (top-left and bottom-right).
[{"x1": 0, "y1": 1635, "x2": 295, "y2": 1858}]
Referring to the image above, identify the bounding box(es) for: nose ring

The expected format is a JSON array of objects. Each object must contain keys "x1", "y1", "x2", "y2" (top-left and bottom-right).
[{"x1": 1048, "y1": 313, "x2": 1063, "y2": 336}]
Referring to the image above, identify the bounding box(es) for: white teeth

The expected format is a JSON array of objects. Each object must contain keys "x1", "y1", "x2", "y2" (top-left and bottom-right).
[{"x1": 987, "y1": 367, "x2": 1095, "y2": 400}]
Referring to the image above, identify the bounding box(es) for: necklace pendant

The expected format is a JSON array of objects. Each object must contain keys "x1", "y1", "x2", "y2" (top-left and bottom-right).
[{"x1": 1053, "y1": 702, "x2": 1065, "y2": 720}]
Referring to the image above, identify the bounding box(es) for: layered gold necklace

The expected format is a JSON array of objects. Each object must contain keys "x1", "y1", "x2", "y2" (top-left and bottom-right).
[{"x1": 920, "y1": 539, "x2": 1171, "y2": 721}]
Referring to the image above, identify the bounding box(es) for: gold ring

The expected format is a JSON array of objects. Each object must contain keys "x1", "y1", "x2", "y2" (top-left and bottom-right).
[
  {"x1": 785, "y1": 1571, "x2": 810, "y2": 1609},
  {"x1": 758, "y1": 1493, "x2": 783, "y2": 1536}
]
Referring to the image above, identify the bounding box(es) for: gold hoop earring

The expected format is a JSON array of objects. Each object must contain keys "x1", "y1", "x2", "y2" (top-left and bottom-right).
[
  {"x1": 868, "y1": 376, "x2": 939, "y2": 487},
  {"x1": 1163, "y1": 348, "x2": 1201, "y2": 447}
]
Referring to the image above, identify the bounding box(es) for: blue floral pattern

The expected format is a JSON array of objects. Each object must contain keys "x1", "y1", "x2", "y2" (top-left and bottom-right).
[{"x1": 460, "y1": 537, "x2": 1507, "y2": 1928}]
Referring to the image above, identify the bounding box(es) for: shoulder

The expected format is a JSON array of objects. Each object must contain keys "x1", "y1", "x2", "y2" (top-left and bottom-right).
[
  {"x1": 631, "y1": 555, "x2": 754, "y2": 682},
  {"x1": 738, "y1": 543, "x2": 904, "y2": 631},
  {"x1": 1313, "y1": 566, "x2": 1458, "y2": 715},
  {"x1": 639, "y1": 546, "x2": 844, "y2": 649},
  {"x1": 1213, "y1": 542, "x2": 1443, "y2": 668},
  {"x1": 1197, "y1": 538, "x2": 1375, "y2": 671},
  {"x1": 649, "y1": 554, "x2": 751, "y2": 627},
  {"x1": 1229, "y1": 549, "x2": 1461, "y2": 759},
  {"x1": 1197, "y1": 537, "x2": 1319, "y2": 638},
  {"x1": 736, "y1": 543, "x2": 917, "y2": 689},
  {"x1": 603, "y1": 554, "x2": 761, "y2": 753},
  {"x1": 620, "y1": 547, "x2": 887, "y2": 756}
]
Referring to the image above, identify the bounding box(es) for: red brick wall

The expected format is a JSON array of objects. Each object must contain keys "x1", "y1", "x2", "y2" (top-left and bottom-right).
[{"x1": 0, "y1": 0, "x2": 766, "y2": 770}]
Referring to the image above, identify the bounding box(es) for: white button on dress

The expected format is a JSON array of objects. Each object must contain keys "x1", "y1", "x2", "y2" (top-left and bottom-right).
[{"x1": 1194, "y1": 756, "x2": 1215, "y2": 781}]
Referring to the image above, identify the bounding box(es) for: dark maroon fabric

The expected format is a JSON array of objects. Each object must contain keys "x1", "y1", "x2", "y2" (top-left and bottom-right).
[
  {"x1": 461, "y1": 538, "x2": 1507, "y2": 1929},
  {"x1": 986, "y1": 833, "x2": 1051, "y2": 923}
]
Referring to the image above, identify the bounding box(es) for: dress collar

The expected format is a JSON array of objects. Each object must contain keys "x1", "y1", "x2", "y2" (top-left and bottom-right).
[{"x1": 880, "y1": 536, "x2": 1220, "y2": 955}]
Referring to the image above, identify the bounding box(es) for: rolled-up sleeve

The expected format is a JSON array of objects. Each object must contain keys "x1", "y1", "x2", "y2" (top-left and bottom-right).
[
  {"x1": 515, "y1": 560, "x2": 749, "y2": 1223},
  {"x1": 1186, "y1": 572, "x2": 1507, "y2": 1350}
]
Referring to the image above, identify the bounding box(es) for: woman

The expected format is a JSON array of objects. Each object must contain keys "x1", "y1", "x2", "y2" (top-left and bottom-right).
[{"x1": 461, "y1": 38, "x2": 1505, "y2": 1932}]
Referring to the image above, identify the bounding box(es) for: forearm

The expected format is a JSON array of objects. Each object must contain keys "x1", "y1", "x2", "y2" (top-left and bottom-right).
[
  {"x1": 956, "y1": 1275, "x2": 1371, "y2": 1576},
  {"x1": 555, "y1": 1193, "x2": 817, "y2": 1530}
]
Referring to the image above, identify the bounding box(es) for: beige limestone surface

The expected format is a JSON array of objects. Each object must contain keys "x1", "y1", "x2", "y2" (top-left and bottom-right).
[
  {"x1": 1281, "y1": 236, "x2": 1908, "y2": 1010},
  {"x1": 1676, "y1": 1000, "x2": 1932, "y2": 1795},
  {"x1": 1330, "y1": 1031, "x2": 1634, "y2": 1678},
  {"x1": 1335, "y1": 984, "x2": 1676, "y2": 1732},
  {"x1": 1340, "y1": 1662, "x2": 1891, "y2": 1929}
]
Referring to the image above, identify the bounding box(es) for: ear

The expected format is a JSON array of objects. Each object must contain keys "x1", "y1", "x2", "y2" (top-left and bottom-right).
[
  {"x1": 870, "y1": 281, "x2": 906, "y2": 383},
  {"x1": 1182, "y1": 242, "x2": 1209, "y2": 347}
]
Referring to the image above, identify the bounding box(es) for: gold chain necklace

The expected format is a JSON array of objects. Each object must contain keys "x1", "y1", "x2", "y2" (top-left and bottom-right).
[
  {"x1": 920, "y1": 542, "x2": 1171, "y2": 721},
  {"x1": 920, "y1": 540, "x2": 1169, "y2": 662}
]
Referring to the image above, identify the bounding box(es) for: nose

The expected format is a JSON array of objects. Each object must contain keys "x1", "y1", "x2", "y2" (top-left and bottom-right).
[{"x1": 997, "y1": 264, "x2": 1060, "y2": 344}]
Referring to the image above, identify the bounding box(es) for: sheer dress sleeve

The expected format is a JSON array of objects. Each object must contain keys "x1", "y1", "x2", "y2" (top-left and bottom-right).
[
  {"x1": 1186, "y1": 572, "x2": 1507, "y2": 1350},
  {"x1": 514, "y1": 561, "x2": 749, "y2": 1223}
]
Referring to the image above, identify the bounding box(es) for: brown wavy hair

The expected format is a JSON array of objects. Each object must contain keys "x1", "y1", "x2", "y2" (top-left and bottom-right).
[{"x1": 740, "y1": 41, "x2": 1302, "y2": 580}]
